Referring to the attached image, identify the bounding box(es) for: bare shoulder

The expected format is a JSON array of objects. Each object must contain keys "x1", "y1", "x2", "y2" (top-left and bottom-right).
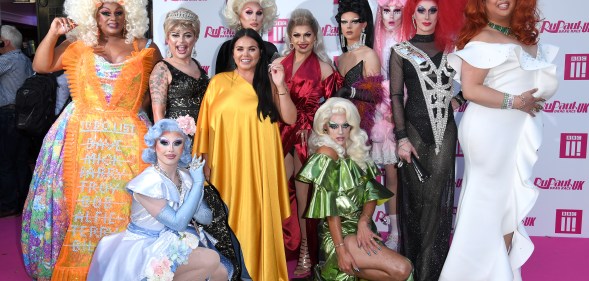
[
  {"x1": 471, "y1": 28, "x2": 511, "y2": 44},
  {"x1": 319, "y1": 60, "x2": 335, "y2": 79},
  {"x1": 316, "y1": 146, "x2": 339, "y2": 160}
]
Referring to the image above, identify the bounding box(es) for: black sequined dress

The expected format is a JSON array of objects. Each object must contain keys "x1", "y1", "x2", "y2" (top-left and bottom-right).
[
  {"x1": 161, "y1": 59, "x2": 209, "y2": 121},
  {"x1": 389, "y1": 34, "x2": 456, "y2": 281}
]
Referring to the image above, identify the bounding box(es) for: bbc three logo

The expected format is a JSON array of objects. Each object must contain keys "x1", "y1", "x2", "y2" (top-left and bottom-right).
[
  {"x1": 564, "y1": 54, "x2": 589, "y2": 80},
  {"x1": 560, "y1": 133, "x2": 588, "y2": 159},
  {"x1": 556, "y1": 209, "x2": 583, "y2": 234}
]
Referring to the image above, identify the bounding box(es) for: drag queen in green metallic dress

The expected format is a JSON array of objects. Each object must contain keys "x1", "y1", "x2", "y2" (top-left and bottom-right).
[{"x1": 297, "y1": 97, "x2": 413, "y2": 281}]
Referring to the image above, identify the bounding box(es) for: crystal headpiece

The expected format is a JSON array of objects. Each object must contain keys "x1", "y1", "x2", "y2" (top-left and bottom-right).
[{"x1": 166, "y1": 9, "x2": 199, "y2": 24}]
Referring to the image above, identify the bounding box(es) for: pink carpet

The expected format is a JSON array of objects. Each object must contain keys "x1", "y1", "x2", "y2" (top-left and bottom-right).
[{"x1": 2, "y1": 215, "x2": 588, "y2": 280}]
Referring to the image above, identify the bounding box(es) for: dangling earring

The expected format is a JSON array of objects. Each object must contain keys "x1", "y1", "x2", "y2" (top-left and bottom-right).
[
  {"x1": 288, "y1": 43, "x2": 294, "y2": 50},
  {"x1": 191, "y1": 47, "x2": 197, "y2": 58},
  {"x1": 360, "y1": 28, "x2": 366, "y2": 45},
  {"x1": 340, "y1": 34, "x2": 346, "y2": 48},
  {"x1": 412, "y1": 15, "x2": 417, "y2": 30},
  {"x1": 165, "y1": 45, "x2": 172, "y2": 58}
]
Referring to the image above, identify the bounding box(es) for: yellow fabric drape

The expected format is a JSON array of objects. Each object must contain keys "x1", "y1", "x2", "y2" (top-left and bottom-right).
[{"x1": 194, "y1": 71, "x2": 290, "y2": 281}]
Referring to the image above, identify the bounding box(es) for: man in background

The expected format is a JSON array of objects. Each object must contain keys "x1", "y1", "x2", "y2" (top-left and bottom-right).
[{"x1": 0, "y1": 24, "x2": 34, "y2": 217}]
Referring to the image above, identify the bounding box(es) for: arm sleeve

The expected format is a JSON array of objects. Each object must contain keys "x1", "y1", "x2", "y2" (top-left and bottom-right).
[
  {"x1": 192, "y1": 201, "x2": 213, "y2": 225},
  {"x1": 155, "y1": 181, "x2": 204, "y2": 231},
  {"x1": 389, "y1": 50, "x2": 407, "y2": 141}
]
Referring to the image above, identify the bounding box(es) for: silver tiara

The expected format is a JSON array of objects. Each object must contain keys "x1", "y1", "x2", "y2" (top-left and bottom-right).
[{"x1": 166, "y1": 9, "x2": 199, "y2": 23}]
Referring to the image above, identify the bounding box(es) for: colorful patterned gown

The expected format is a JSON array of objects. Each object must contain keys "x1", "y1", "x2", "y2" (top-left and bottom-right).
[
  {"x1": 21, "y1": 40, "x2": 155, "y2": 280},
  {"x1": 296, "y1": 152, "x2": 393, "y2": 281}
]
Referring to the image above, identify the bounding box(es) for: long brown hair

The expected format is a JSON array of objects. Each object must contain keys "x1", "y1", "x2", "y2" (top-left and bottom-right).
[{"x1": 456, "y1": 0, "x2": 540, "y2": 50}]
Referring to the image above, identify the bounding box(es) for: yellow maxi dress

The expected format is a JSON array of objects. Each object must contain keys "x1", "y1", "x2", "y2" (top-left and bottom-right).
[{"x1": 193, "y1": 71, "x2": 290, "y2": 281}]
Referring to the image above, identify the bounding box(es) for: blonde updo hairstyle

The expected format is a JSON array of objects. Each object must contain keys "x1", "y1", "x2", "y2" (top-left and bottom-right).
[
  {"x1": 164, "y1": 8, "x2": 201, "y2": 39},
  {"x1": 64, "y1": 0, "x2": 149, "y2": 46},
  {"x1": 281, "y1": 8, "x2": 331, "y2": 64},
  {"x1": 309, "y1": 97, "x2": 372, "y2": 169},
  {"x1": 223, "y1": 0, "x2": 278, "y2": 33}
]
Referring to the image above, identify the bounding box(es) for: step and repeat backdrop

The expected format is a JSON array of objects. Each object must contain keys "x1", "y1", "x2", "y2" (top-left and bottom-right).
[{"x1": 152, "y1": 0, "x2": 588, "y2": 238}]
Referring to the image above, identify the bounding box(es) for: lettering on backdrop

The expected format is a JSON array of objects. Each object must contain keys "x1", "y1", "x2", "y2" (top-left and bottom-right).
[
  {"x1": 268, "y1": 19, "x2": 288, "y2": 44},
  {"x1": 564, "y1": 54, "x2": 589, "y2": 80},
  {"x1": 455, "y1": 141, "x2": 463, "y2": 157},
  {"x1": 559, "y1": 133, "x2": 588, "y2": 159},
  {"x1": 204, "y1": 26, "x2": 235, "y2": 38},
  {"x1": 555, "y1": 210, "x2": 583, "y2": 234},
  {"x1": 201, "y1": 65, "x2": 210, "y2": 75},
  {"x1": 523, "y1": 217, "x2": 536, "y2": 227},
  {"x1": 322, "y1": 24, "x2": 339, "y2": 37},
  {"x1": 541, "y1": 20, "x2": 589, "y2": 33},
  {"x1": 535, "y1": 177, "x2": 585, "y2": 191},
  {"x1": 544, "y1": 100, "x2": 589, "y2": 113}
]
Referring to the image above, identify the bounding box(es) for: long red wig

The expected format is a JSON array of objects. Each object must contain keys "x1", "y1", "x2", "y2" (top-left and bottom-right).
[
  {"x1": 400, "y1": 0, "x2": 467, "y2": 52},
  {"x1": 456, "y1": 0, "x2": 540, "y2": 50}
]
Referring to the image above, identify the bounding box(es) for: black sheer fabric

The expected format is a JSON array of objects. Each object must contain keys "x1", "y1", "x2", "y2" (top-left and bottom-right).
[
  {"x1": 162, "y1": 59, "x2": 209, "y2": 121},
  {"x1": 389, "y1": 34, "x2": 456, "y2": 281},
  {"x1": 215, "y1": 40, "x2": 279, "y2": 74}
]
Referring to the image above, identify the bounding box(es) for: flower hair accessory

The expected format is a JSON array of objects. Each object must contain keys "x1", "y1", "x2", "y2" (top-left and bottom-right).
[{"x1": 176, "y1": 115, "x2": 196, "y2": 136}]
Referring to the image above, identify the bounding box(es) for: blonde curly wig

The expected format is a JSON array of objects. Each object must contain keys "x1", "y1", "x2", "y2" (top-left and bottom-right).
[
  {"x1": 64, "y1": 0, "x2": 149, "y2": 46},
  {"x1": 309, "y1": 97, "x2": 372, "y2": 169},
  {"x1": 222, "y1": 0, "x2": 278, "y2": 33}
]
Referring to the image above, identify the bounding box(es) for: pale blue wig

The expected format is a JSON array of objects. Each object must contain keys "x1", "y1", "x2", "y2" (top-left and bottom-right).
[{"x1": 142, "y1": 119, "x2": 192, "y2": 167}]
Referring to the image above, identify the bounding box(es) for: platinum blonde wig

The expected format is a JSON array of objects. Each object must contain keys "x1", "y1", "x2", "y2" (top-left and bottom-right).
[
  {"x1": 281, "y1": 8, "x2": 331, "y2": 65},
  {"x1": 222, "y1": 0, "x2": 278, "y2": 32},
  {"x1": 164, "y1": 8, "x2": 201, "y2": 38},
  {"x1": 309, "y1": 97, "x2": 371, "y2": 169},
  {"x1": 64, "y1": 0, "x2": 149, "y2": 46}
]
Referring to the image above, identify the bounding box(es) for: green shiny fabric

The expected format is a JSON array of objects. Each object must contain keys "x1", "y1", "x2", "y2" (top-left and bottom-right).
[{"x1": 296, "y1": 153, "x2": 393, "y2": 281}]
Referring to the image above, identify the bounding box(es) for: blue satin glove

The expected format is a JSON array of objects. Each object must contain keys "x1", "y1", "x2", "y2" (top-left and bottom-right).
[
  {"x1": 156, "y1": 156, "x2": 206, "y2": 231},
  {"x1": 193, "y1": 201, "x2": 212, "y2": 225}
]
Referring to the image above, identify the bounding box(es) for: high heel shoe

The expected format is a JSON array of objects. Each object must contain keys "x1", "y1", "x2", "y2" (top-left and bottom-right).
[{"x1": 294, "y1": 238, "x2": 311, "y2": 276}]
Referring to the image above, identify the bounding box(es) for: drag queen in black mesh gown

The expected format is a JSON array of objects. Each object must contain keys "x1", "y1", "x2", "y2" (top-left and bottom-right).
[
  {"x1": 389, "y1": 0, "x2": 464, "y2": 280},
  {"x1": 150, "y1": 9, "x2": 209, "y2": 124}
]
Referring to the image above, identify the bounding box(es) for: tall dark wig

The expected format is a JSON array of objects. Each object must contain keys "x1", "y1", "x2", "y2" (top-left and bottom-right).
[
  {"x1": 230, "y1": 28, "x2": 279, "y2": 123},
  {"x1": 335, "y1": 0, "x2": 375, "y2": 52}
]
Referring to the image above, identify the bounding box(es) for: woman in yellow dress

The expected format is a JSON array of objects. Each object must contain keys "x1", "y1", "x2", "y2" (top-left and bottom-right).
[
  {"x1": 193, "y1": 28, "x2": 296, "y2": 281},
  {"x1": 21, "y1": 0, "x2": 161, "y2": 279}
]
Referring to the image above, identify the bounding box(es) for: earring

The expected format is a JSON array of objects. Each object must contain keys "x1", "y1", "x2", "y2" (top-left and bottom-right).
[
  {"x1": 166, "y1": 46, "x2": 172, "y2": 58},
  {"x1": 288, "y1": 43, "x2": 294, "y2": 50},
  {"x1": 192, "y1": 47, "x2": 197, "y2": 58},
  {"x1": 360, "y1": 28, "x2": 366, "y2": 45},
  {"x1": 340, "y1": 34, "x2": 346, "y2": 48},
  {"x1": 412, "y1": 15, "x2": 417, "y2": 30}
]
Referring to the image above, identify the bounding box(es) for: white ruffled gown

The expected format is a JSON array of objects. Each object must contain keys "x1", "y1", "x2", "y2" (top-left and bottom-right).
[
  {"x1": 439, "y1": 42, "x2": 559, "y2": 281},
  {"x1": 87, "y1": 167, "x2": 233, "y2": 281}
]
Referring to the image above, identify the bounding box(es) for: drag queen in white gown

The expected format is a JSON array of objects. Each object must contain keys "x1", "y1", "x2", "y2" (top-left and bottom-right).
[
  {"x1": 88, "y1": 119, "x2": 233, "y2": 281},
  {"x1": 440, "y1": 0, "x2": 558, "y2": 280}
]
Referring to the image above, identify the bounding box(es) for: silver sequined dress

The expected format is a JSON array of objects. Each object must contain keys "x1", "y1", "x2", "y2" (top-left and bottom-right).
[{"x1": 389, "y1": 33, "x2": 456, "y2": 281}]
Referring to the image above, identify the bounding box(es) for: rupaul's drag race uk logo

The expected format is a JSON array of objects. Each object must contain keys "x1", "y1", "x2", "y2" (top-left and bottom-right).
[
  {"x1": 541, "y1": 20, "x2": 589, "y2": 33},
  {"x1": 544, "y1": 100, "x2": 589, "y2": 113},
  {"x1": 534, "y1": 177, "x2": 585, "y2": 191},
  {"x1": 204, "y1": 26, "x2": 234, "y2": 38}
]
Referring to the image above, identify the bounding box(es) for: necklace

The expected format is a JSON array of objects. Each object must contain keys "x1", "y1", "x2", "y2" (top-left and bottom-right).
[
  {"x1": 487, "y1": 21, "x2": 511, "y2": 36},
  {"x1": 154, "y1": 164, "x2": 183, "y2": 193},
  {"x1": 347, "y1": 40, "x2": 365, "y2": 52}
]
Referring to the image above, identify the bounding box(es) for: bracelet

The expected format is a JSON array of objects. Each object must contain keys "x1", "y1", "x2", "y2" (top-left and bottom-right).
[
  {"x1": 501, "y1": 93, "x2": 515, "y2": 109},
  {"x1": 516, "y1": 95, "x2": 526, "y2": 110},
  {"x1": 334, "y1": 242, "x2": 345, "y2": 248},
  {"x1": 277, "y1": 92, "x2": 287, "y2": 96},
  {"x1": 350, "y1": 87, "x2": 356, "y2": 99},
  {"x1": 360, "y1": 213, "x2": 371, "y2": 221}
]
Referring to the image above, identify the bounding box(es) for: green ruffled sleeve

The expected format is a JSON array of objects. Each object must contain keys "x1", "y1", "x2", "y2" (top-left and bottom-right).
[
  {"x1": 297, "y1": 154, "x2": 393, "y2": 219},
  {"x1": 296, "y1": 153, "x2": 341, "y2": 219}
]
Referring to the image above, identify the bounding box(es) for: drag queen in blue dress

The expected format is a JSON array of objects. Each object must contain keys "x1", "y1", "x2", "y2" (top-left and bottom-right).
[{"x1": 87, "y1": 119, "x2": 233, "y2": 280}]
